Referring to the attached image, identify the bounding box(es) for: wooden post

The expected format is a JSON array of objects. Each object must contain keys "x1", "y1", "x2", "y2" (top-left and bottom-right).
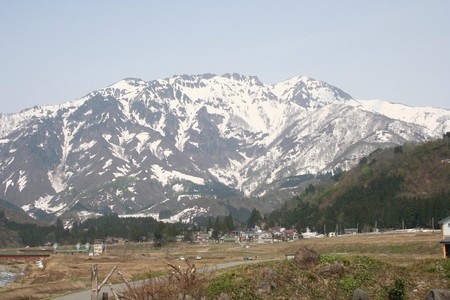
[
  {"x1": 98, "y1": 266, "x2": 117, "y2": 292},
  {"x1": 91, "y1": 264, "x2": 98, "y2": 300},
  {"x1": 102, "y1": 292, "x2": 108, "y2": 300}
]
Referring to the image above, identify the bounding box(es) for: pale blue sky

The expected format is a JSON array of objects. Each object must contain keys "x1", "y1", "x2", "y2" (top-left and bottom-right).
[{"x1": 1, "y1": 0, "x2": 449, "y2": 113}]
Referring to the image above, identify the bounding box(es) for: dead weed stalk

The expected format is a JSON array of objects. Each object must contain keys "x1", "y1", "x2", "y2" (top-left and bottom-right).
[{"x1": 115, "y1": 260, "x2": 207, "y2": 300}]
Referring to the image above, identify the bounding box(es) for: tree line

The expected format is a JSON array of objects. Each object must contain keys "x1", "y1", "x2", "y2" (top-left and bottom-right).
[{"x1": 0, "y1": 212, "x2": 182, "y2": 247}]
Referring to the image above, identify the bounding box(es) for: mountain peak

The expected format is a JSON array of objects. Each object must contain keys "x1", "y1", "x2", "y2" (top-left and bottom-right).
[{"x1": 271, "y1": 76, "x2": 354, "y2": 109}]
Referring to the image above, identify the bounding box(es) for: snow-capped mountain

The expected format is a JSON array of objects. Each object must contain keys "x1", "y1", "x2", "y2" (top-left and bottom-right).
[{"x1": 0, "y1": 73, "x2": 449, "y2": 222}]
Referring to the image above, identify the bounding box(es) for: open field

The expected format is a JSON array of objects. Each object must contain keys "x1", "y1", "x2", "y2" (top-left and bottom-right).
[{"x1": 0, "y1": 231, "x2": 446, "y2": 299}]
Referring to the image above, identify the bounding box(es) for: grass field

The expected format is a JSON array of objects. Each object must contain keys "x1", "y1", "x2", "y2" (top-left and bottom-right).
[{"x1": 0, "y1": 230, "x2": 447, "y2": 299}]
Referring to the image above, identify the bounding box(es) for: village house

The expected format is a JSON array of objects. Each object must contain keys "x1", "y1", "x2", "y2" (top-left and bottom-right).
[
  {"x1": 438, "y1": 216, "x2": 450, "y2": 258},
  {"x1": 222, "y1": 233, "x2": 239, "y2": 243},
  {"x1": 242, "y1": 231, "x2": 257, "y2": 243},
  {"x1": 284, "y1": 229, "x2": 299, "y2": 241},
  {"x1": 195, "y1": 232, "x2": 212, "y2": 243},
  {"x1": 268, "y1": 227, "x2": 284, "y2": 242},
  {"x1": 257, "y1": 232, "x2": 273, "y2": 243}
]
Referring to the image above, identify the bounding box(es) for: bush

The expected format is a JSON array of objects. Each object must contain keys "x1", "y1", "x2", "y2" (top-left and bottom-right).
[{"x1": 388, "y1": 278, "x2": 406, "y2": 300}]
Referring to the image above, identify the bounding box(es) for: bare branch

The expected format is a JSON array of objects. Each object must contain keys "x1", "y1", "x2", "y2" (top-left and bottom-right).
[
  {"x1": 98, "y1": 266, "x2": 117, "y2": 292},
  {"x1": 109, "y1": 283, "x2": 120, "y2": 300},
  {"x1": 118, "y1": 271, "x2": 139, "y2": 299}
]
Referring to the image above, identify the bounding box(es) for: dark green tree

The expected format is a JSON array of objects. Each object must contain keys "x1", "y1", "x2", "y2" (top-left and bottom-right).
[
  {"x1": 224, "y1": 213, "x2": 235, "y2": 232},
  {"x1": 247, "y1": 208, "x2": 263, "y2": 228},
  {"x1": 207, "y1": 217, "x2": 213, "y2": 231}
]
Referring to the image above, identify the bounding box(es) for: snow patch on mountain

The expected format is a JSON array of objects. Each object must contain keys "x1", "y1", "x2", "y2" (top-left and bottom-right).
[
  {"x1": 357, "y1": 100, "x2": 450, "y2": 136},
  {"x1": 0, "y1": 73, "x2": 448, "y2": 220},
  {"x1": 166, "y1": 206, "x2": 208, "y2": 223},
  {"x1": 17, "y1": 170, "x2": 27, "y2": 192},
  {"x1": 150, "y1": 165, "x2": 205, "y2": 186}
]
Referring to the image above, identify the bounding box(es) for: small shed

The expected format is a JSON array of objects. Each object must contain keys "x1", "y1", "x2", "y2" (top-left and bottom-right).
[
  {"x1": 93, "y1": 239, "x2": 105, "y2": 256},
  {"x1": 438, "y1": 216, "x2": 450, "y2": 258},
  {"x1": 344, "y1": 228, "x2": 358, "y2": 235}
]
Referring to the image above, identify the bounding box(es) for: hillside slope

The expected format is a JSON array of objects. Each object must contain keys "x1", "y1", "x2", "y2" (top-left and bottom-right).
[
  {"x1": 0, "y1": 202, "x2": 49, "y2": 248},
  {"x1": 268, "y1": 134, "x2": 450, "y2": 231}
]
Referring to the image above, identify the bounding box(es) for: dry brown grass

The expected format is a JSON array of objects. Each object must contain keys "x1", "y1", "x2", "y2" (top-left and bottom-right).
[
  {"x1": 119, "y1": 260, "x2": 209, "y2": 300},
  {"x1": 0, "y1": 231, "x2": 444, "y2": 299},
  {"x1": 278, "y1": 231, "x2": 442, "y2": 265}
]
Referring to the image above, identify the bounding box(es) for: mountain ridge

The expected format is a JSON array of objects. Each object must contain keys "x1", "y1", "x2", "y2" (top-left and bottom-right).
[{"x1": 0, "y1": 73, "x2": 449, "y2": 222}]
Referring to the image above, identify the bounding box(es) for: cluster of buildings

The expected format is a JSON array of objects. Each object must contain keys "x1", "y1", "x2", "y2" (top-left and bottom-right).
[
  {"x1": 191, "y1": 227, "x2": 301, "y2": 244},
  {"x1": 84, "y1": 216, "x2": 450, "y2": 258}
]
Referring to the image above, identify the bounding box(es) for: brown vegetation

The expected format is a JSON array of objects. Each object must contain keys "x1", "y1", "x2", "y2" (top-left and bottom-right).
[{"x1": 0, "y1": 231, "x2": 446, "y2": 299}]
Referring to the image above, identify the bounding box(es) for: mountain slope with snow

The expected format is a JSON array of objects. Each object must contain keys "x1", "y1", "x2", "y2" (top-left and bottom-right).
[{"x1": 0, "y1": 73, "x2": 448, "y2": 222}]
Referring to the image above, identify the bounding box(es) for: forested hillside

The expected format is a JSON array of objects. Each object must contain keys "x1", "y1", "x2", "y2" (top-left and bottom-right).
[
  {"x1": 0, "y1": 201, "x2": 49, "y2": 248},
  {"x1": 267, "y1": 133, "x2": 450, "y2": 232},
  {"x1": 0, "y1": 211, "x2": 183, "y2": 248}
]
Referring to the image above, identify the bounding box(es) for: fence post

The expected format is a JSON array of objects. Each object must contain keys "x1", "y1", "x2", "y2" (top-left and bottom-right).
[{"x1": 91, "y1": 264, "x2": 98, "y2": 300}]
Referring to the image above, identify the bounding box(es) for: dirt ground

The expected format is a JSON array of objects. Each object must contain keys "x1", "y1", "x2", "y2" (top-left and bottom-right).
[{"x1": 0, "y1": 230, "x2": 444, "y2": 299}]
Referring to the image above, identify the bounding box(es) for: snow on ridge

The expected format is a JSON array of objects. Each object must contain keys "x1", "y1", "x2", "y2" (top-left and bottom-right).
[
  {"x1": 357, "y1": 100, "x2": 450, "y2": 136},
  {"x1": 1, "y1": 73, "x2": 449, "y2": 217},
  {"x1": 119, "y1": 205, "x2": 207, "y2": 223},
  {"x1": 167, "y1": 206, "x2": 208, "y2": 223},
  {"x1": 119, "y1": 212, "x2": 158, "y2": 219},
  {"x1": 102, "y1": 78, "x2": 147, "y2": 99}
]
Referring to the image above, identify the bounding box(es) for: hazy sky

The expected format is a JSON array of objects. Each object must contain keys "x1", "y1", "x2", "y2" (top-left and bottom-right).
[{"x1": 1, "y1": 0, "x2": 449, "y2": 114}]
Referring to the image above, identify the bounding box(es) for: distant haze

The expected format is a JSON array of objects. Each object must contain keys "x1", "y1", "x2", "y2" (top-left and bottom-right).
[{"x1": 0, "y1": 0, "x2": 449, "y2": 113}]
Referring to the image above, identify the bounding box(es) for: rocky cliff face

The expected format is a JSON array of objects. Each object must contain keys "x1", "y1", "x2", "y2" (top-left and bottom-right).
[{"x1": 0, "y1": 73, "x2": 449, "y2": 222}]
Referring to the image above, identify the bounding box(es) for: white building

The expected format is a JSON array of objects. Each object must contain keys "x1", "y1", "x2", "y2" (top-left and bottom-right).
[{"x1": 438, "y1": 216, "x2": 450, "y2": 258}]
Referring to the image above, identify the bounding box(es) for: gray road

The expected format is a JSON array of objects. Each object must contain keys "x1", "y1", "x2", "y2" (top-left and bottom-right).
[{"x1": 52, "y1": 258, "x2": 282, "y2": 300}]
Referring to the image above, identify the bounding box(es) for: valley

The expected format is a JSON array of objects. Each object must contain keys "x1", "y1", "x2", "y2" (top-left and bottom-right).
[{"x1": 0, "y1": 230, "x2": 447, "y2": 299}]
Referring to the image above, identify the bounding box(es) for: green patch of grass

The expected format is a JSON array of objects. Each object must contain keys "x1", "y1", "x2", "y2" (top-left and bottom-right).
[
  {"x1": 206, "y1": 267, "x2": 260, "y2": 300},
  {"x1": 341, "y1": 275, "x2": 359, "y2": 292},
  {"x1": 130, "y1": 270, "x2": 166, "y2": 281},
  {"x1": 207, "y1": 272, "x2": 259, "y2": 299},
  {"x1": 320, "y1": 254, "x2": 351, "y2": 265},
  {"x1": 203, "y1": 255, "x2": 450, "y2": 299}
]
